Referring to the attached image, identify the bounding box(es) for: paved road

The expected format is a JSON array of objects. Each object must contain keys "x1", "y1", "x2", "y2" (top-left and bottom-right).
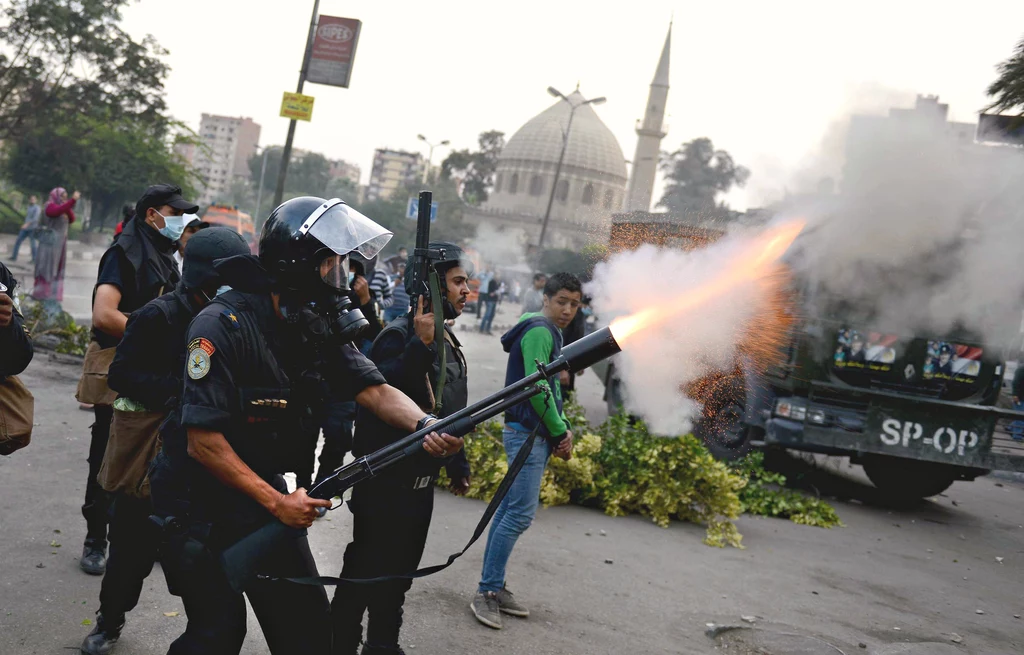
[
  {"x1": 2, "y1": 233, "x2": 108, "y2": 321},
  {"x1": 2, "y1": 308, "x2": 1023, "y2": 654}
]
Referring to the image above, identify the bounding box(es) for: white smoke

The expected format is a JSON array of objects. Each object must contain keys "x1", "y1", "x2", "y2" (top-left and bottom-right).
[
  {"x1": 467, "y1": 222, "x2": 527, "y2": 272},
  {"x1": 586, "y1": 93, "x2": 1024, "y2": 435},
  {"x1": 790, "y1": 98, "x2": 1024, "y2": 347},
  {"x1": 588, "y1": 226, "x2": 774, "y2": 434}
]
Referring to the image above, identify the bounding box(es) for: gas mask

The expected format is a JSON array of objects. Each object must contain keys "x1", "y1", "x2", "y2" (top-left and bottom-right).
[{"x1": 282, "y1": 252, "x2": 369, "y2": 347}]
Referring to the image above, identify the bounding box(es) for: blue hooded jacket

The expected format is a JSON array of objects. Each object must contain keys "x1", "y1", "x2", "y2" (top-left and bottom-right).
[{"x1": 500, "y1": 314, "x2": 568, "y2": 438}]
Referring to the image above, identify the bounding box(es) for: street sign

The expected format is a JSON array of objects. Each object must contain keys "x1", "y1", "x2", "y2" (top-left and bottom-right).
[
  {"x1": 406, "y1": 197, "x2": 438, "y2": 222},
  {"x1": 280, "y1": 92, "x2": 315, "y2": 121},
  {"x1": 307, "y1": 16, "x2": 362, "y2": 88}
]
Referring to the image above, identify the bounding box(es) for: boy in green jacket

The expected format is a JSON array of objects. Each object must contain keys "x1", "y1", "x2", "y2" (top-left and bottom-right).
[{"x1": 471, "y1": 272, "x2": 582, "y2": 629}]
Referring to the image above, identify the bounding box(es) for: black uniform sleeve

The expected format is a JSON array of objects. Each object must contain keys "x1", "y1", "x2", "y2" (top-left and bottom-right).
[
  {"x1": 370, "y1": 327, "x2": 437, "y2": 410},
  {"x1": 108, "y1": 302, "x2": 178, "y2": 409},
  {"x1": 179, "y1": 312, "x2": 242, "y2": 434},
  {"x1": 0, "y1": 263, "x2": 33, "y2": 378},
  {"x1": 329, "y1": 342, "x2": 387, "y2": 399}
]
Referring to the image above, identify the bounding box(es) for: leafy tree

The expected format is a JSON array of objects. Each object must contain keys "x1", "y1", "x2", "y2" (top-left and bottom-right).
[
  {"x1": 440, "y1": 130, "x2": 505, "y2": 205},
  {"x1": 3, "y1": 114, "x2": 199, "y2": 231},
  {"x1": 0, "y1": 0, "x2": 168, "y2": 142},
  {"x1": 658, "y1": 138, "x2": 749, "y2": 215},
  {"x1": 248, "y1": 147, "x2": 332, "y2": 199},
  {"x1": 987, "y1": 35, "x2": 1024, "y2": 118}
]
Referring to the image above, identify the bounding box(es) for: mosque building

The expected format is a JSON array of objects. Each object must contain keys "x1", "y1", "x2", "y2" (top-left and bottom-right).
[{"x1": 464, "y1": 23, "x2": 672, "y2": 251}]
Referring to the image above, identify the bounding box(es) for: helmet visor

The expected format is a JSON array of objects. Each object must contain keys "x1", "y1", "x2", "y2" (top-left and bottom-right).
[
  {"x1": 320, "y1": 254, "x2": 351, "y2": 290},
  {"x1": 303, "y1": 200, "x2": 393, "y2": 260}
]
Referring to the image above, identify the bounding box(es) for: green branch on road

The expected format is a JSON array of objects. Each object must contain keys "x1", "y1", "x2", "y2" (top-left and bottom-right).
[{"x1": 439, "y1": 401, "x2": 841, "y2": 548}]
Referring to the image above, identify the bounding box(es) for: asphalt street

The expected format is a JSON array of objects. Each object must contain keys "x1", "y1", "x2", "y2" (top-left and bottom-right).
[{"x1": 0, "y1": 267, "x2": 1022, "y2": 654}]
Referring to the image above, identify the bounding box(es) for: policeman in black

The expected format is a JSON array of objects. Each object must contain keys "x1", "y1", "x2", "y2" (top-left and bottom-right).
[
  {"x1": 152, "y1": 197, "x2": 463, "y2": 655},
  {"x1": 332, "y1": 242, "x2": 474, "y2": 655},
  {"x1": 0, "y1": 260, "x2": 33, "y2": 378},
  {"x1": 80, "y1": 228, "x2": 251, "y2": 654},
  {"x1": 81, "y1": 184, "x2": 197, "y2": 575}
]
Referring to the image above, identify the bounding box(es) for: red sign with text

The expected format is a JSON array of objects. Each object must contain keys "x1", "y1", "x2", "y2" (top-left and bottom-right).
[{"x1": 307, "y1": 16, "x2": 361, "y2": 88}]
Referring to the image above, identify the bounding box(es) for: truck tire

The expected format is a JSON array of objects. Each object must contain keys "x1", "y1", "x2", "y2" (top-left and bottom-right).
[
  {"x1": 605, "y1": 374, "x2": 627, "y2": 417},
  {"x1": 693, "y1": 383, "x2": 755, "y2": 461},
  {"x1": 862, "y1": 456, "x2": 957, "y2": 501}
]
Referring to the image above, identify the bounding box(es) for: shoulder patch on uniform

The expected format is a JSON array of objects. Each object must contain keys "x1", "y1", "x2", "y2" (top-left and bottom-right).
[
  {"x1": 220, "y1": 309, "x2": 240, "y2": 330},
  {"x1": 187, "y1": 338, "x2": 216, "y2": 380}
]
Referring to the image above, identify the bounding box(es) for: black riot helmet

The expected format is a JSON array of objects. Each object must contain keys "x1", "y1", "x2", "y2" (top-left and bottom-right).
[
  {"x1": 259, "y1": 196, "x2": 392, "y2": 293},
  {"x1": 258, "y1": 196, "x2": 393, "y2": 343}
]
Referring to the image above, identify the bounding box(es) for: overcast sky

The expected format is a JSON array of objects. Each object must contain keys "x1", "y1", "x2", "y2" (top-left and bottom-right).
[{"x1": 122, "y1": 0, "x2": 1024, "y2": 210}]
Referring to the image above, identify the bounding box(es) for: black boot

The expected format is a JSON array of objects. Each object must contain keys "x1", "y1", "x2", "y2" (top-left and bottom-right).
[
  {"x1": 360, "y1": 644, "x2": 406, "y2": 655},
  {"x1": 80, "y1": 613, "x2": 124, "y2": 655},
  {"x1": 79, "y1": 543, "x2": 107, "y2": 576}
]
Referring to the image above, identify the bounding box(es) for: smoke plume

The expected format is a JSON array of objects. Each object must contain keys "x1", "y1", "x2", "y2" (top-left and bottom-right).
[
  {"x1": 588, "y1": 94, "x2": 1024, "y2": 435},
  {"x1": 789, "y1": 99, "x2": 1024, "y2": 347},
  {"x1": 588, "y1": 226, "x2": 783, "y2": 434}
]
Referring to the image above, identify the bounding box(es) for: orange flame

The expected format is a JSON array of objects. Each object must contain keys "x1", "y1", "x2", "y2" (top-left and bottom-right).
[{"x1": 609, "y1": 220, "x2": 805, "y2": 344}]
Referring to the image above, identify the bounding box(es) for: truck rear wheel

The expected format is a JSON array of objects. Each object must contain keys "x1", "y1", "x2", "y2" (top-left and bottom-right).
[
  {"x1": 862, "y1": 456, "x2": 957, "y2": 501},
  {"x1": 693, "y1": 381, "x2": 755, "y2": 461}
]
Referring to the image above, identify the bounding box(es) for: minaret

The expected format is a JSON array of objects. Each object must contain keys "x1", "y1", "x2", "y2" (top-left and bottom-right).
[{"x1": 624, "y1": 22, "x2": 671, "y2": 213}]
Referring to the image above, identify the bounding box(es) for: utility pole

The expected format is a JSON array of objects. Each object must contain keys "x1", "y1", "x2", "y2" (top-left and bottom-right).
[
  {"x1": 273, "y1": 0, "x2": 321, "y2": 208},
  {"x1": 417, "y1": 134, "x2": 450, "y2": 184},
  {"x1": 538, "y1": 86, "x2": 605, "y2": 249}
]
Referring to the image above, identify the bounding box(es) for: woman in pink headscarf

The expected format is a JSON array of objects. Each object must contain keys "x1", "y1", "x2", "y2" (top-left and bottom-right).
[{"x1": 33, "y1": 186, "x2": 80, "y2": 301}]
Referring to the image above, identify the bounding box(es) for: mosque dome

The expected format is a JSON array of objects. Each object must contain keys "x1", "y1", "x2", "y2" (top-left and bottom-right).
[{"x1": 485, "y1": 90, "x2": 628, "y2": 226}]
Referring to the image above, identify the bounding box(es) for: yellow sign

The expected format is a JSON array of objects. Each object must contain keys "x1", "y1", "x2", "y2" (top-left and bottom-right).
[{"x1": 280, "y1": 92, "x2": 315, "y2": 121}]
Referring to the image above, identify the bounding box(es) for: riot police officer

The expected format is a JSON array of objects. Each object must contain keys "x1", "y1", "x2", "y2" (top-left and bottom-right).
[
  {"x1": 80, "y1": 227, "x2": 251, "y2": 655},
  {"x1": 152, "y1": 197, "x2": 463, "y2": 655},
  {"x1": 331, "y1": 242, "x2": 474, "y2": 655}
]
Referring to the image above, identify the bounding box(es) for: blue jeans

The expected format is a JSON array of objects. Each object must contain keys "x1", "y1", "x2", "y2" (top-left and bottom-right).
[
  {"x1": 11, "y1": 227, "x2": 37, "y2": 261},
  {"x1": 478, "y1": 426, "x2": 552, "y2": 593},
  {"x1": 480, "y1": 301, "x2": 498, "y2": 333}
]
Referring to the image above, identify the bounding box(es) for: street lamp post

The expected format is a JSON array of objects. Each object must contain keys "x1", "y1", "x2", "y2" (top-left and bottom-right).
[
  {"x1": 417, "y1": 134, "x2": 450, "y2": 184},
  {"x1": 254, "y1": 146, "x2": 271, "y2": 228},
  {"x1": 537, "y1": 86, "x2": 605, "y2": 250}
]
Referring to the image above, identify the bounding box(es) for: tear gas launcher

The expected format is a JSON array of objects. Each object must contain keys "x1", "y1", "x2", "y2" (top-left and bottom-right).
[{"x1": 220, "y1": 326, "x2": 622, "y2": 592}]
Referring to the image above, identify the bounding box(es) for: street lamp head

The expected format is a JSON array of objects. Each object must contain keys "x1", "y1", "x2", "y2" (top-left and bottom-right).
[
  {"x1": 586, "y1": 97, "x2": 607, "y2": 106},
  {"x1": 440, "y1": 140, "x2": 450, "y2": 146},
  {"x1": 417, "y1": 134, "x2": 427, "y2": 142},
  {"x1": 547, "y1": 86, "x2": 565, "y2": 100}
]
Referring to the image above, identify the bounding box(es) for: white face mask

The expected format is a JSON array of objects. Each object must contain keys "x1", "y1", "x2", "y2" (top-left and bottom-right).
[{"x1": 156, "y1": 211, "x2": 186, "y2": 241}]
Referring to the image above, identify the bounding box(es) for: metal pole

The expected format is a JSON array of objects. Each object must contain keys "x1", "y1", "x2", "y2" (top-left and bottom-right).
[
  {"x1": 273, "y1": 0, "x2": 321, "y2": 208},
  {"x1": 421, "y1": 144, "x2": 433, "y2": 184},
  {"x1": 255, "y1": 147, "x2": 270, "y2": 227},
  {"x1": 538, "y1": 105, "x2": 576, "y2": 250}
]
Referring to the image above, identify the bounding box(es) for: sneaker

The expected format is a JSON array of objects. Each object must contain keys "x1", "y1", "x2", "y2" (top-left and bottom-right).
[
  {"x1": 80, "y1": 613, "x2": 124, "y2": 655},
  {"x1": 360, "y1": 644, "x2": 406, "y2": 655},
  {"x1": 496, "y1": 584, "x2": 529, "y2": 617},
  {"x1": 470, "y1": 591, "x2": 502, "y2": 629},
  {"x1": 80, "y1": 545, "x2": 107, "y2": 576}
]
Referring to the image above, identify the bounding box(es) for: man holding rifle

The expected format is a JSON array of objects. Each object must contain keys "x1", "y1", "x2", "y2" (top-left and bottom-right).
[
  {"x1": 331, "y1": 241, "x2": 474, "y2": 655},
  {"x1": 151, "y1": 197, "x2": 462, "y2": 655}
]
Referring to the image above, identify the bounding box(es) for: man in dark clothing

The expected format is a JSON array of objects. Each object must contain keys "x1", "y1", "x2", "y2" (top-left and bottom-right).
[
  {"x1": 81, "y1": 184, "x2": 198, "y2": 576},
  {"x1": 0, "y1": 261, "x2": 33, "y2": 378},
  {"x1": 300, "y1": 254, "x2": 384, "y2": 490},
  {"x1": 150, "y1": 196, "x2": 462, "y2": 655},
  {"x1": 331, "y1": 242, "x2": 473, "y2": 655},
  {"x1": 80, "y1": 228, "x2": 251, "y2": 655},
  {"x1": 479, "y1": 273, "x2": 501, "y2": 335}
]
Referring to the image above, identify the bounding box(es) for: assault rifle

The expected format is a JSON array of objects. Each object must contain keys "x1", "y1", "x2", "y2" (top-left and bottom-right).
[{"x1": 220, "y1": 326, "x2": 622, "y2": 592}]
